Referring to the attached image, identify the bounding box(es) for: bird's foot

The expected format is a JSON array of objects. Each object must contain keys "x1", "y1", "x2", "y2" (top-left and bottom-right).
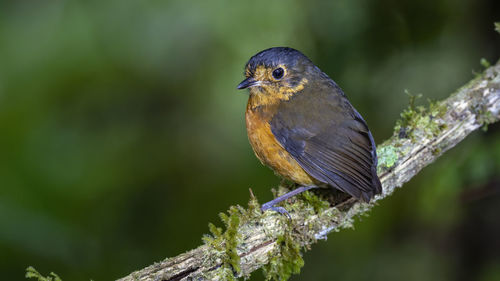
[
  {"x1": 260, "y1": 185, "x2": 319, "y2": 219},
  {"x1": 261, "y1": 204, "x2": 291, "y2": 219}
]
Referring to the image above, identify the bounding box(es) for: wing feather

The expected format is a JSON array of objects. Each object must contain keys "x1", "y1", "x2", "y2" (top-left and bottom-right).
[{"x1": 270, "y1": 86, "x2": 381, "y2": 201}]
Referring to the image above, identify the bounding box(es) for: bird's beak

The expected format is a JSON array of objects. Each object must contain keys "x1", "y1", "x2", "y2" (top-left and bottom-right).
[{"x1": 237, "y1": 77, "x2": 259, "y2": 89}]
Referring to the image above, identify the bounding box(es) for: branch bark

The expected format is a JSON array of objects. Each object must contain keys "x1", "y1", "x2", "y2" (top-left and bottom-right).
[{"x1": 118, "y1": 61, "x2": 500, "y2": 281}]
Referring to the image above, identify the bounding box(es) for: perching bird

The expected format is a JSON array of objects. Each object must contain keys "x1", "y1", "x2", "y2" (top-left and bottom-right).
[{"x1": 237, "y1": 47, "x2": 382, "y2": 213}]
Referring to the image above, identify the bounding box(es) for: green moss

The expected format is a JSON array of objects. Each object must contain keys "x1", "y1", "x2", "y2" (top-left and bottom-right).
[
  {"x1": 202, "y1": 191, "x2": 266, "y2": 279},
  {"x1": 378, "y1": 92, "x2": 451, "y2": 174},
  {"x1": 263, "y1": 230, "x2": 304, "y2": 281},
  {"x1": 202, "y1": 222, "x2": 224, "y2": 250},
  {"x1": 393, "y1": 91, "x2": 448, "y2": 141},
  {"x1": 272, "y1": 183, "x2": 292, "y2": 198},
  {"x1": 377, "y1": 145, "x2": 398, "y2": 169},
  {"x1": 477, "y1": 110, "x2": 496, "y2": 131},
  {"x1": 202, "y1": 208, "x2": 242, "y2": 277},
  {"x1": 26, "y1": 267, "x2": 62, "y2": 281},
  {"x1": 480, "y1": 58, "x2": 491, "y2": 68},
  {"x1": 256, "y1": 182, "x2": 319, "y2": 281},
  {"x1": 247, "y1": 188, "x2": 262, "y2": 218},
  {"x1": 224, "y1": 206, "x2": 242, "y2": 274},
  {"x1": 300, "y1": 191, "x2": 330, "y2": 214},
  {"x1": 201, "y1": 183, "x2": 332, "y2": 280},
  {"x1": 428, "y1": 99, "x2": 447, "y2": 119},
  {"x1": 220, "y1": 268, "x2": 238, "y2": 281},
  {"x1": 393, "y1": 91, "x2": 422, "y2": 132}
]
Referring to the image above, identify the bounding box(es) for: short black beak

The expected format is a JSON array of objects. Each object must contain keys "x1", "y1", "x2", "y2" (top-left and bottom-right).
[{"x1": 237, "y1": 77, "x2": 257, "y2": 89}]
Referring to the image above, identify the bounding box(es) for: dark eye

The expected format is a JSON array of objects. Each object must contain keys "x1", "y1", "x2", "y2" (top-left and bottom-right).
[{"x1": 272, "y1": 67, "x2": 284, "y2": 80}]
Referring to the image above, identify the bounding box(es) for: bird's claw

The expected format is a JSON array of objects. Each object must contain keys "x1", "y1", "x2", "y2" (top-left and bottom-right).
[{"x1": 261, "y1": 205, "x2": 291, "y2": 220}]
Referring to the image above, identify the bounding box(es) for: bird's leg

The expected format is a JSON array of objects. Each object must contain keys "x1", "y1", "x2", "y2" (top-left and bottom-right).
[{"x1": 261, "y1": 185, "x2": 320, "y2": 216}]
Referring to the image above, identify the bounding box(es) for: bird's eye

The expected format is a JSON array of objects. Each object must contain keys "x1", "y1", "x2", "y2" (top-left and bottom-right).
[{"x1": 272, "y1": 67, "x2": 285, "y2": 80}]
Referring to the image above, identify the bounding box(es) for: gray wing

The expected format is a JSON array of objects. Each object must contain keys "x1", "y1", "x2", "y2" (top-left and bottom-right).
[{"x1": 269, "y1": 87, "x2": 381, "y2": 201}]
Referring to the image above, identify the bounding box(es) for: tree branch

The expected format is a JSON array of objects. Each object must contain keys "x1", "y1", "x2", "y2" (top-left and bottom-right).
[{"x1": 118, "y1": 61, "x2": 500, "y2": 281}]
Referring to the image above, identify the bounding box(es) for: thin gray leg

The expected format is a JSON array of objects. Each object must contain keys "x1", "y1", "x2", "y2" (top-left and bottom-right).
[{"x1": 261, "y1": 185, "x2": 320, "y2": 216}]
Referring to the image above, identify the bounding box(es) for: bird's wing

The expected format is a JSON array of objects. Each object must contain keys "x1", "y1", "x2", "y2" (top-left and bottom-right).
[{"x1": 269, "y1": 86, "x2": 381, "y2": 201}]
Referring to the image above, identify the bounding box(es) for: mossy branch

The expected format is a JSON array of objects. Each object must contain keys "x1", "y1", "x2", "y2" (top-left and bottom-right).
[{"x1": 117, "y1": 61, "x2": 500, "y2": 281}]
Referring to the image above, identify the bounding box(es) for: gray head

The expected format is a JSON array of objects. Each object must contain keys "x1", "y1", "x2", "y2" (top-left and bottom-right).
[{"x1": 237, "y1": 47, "x2": 318, "y2": 91}]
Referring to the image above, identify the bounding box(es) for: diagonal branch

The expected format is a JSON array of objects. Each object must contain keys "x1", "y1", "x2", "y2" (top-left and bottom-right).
[{"x1": 118, "y1": 61, "x2": 500, "y2": 281}]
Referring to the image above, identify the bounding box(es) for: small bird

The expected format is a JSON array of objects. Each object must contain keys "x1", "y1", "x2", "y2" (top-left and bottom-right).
[{"x1": 237, "y1": 47, "x2": 382, "y2": 213}]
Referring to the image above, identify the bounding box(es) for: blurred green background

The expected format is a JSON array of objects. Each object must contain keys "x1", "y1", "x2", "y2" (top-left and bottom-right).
[{"x1": 1, "y1": 0, "x2": 499, "y2": 280}]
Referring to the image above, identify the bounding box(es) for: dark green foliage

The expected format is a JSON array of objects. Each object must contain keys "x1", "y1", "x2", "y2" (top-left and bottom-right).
[{"x1": 25, "y1": 267, "x2": 62, "y2": 281}]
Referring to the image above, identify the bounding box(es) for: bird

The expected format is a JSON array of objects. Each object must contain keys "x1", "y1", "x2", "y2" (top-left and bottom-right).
[{"x1": 237, "y1": 47, "x2": 382, "y2": 214}]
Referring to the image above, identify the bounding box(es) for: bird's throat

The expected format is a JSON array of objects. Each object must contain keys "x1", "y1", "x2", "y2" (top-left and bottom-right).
[{"x1": 248, "y1": 77, "x2": 308, "y2": 110}]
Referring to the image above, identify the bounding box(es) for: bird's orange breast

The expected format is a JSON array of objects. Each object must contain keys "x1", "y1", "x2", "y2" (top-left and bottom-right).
[{"x1": 245, "y1": 100, "x2": 316, "y2": 186}]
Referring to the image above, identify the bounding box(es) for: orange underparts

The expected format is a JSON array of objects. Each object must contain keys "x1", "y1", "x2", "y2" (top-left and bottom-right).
[{"x1": 245, "y1": 100, "x2": 317, "y2": 186}]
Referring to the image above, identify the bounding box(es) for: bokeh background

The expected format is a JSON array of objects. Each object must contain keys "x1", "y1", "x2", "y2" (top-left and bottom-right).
[{"x1": 1, "y1": 0, "x2": 499, "y2": 280}]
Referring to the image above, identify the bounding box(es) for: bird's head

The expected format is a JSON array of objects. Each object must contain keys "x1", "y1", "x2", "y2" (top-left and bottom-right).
[{"x1": 237, "y1": 47, "x2": 319, "y2": 104}]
